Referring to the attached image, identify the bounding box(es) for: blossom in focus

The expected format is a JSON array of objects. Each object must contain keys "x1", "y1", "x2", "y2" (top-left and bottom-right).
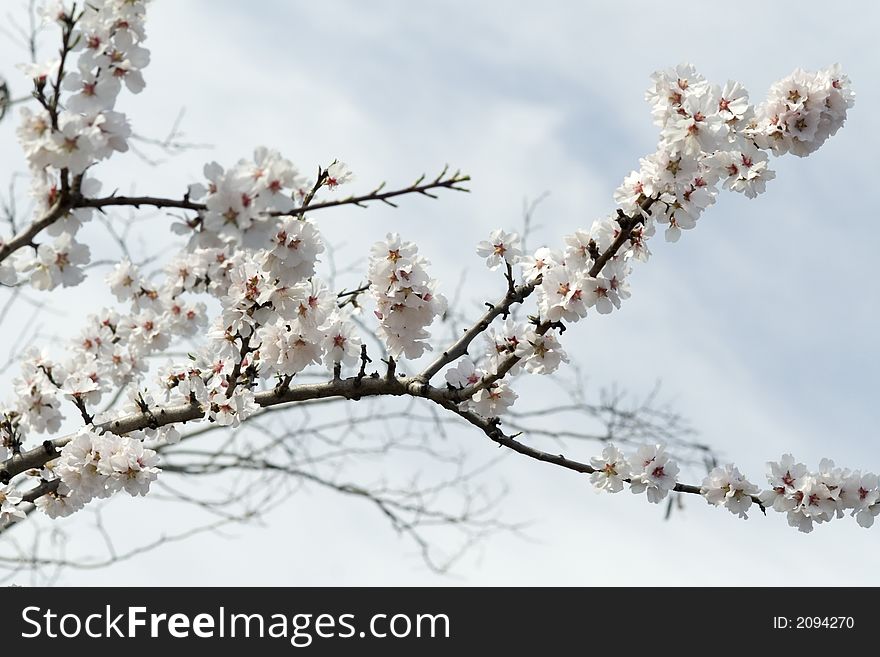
[
  {"x1": 589, "y1": 444, "x2": 631, "y2": 494},
  {"x1": 476, "y1": 229, "x2": 523, "y2": 271},
  {"x1": 701, "y1": 464, "x2": 760, "y2": 519},
  {"x1": 629, "y1": 444, "x2": 679, "y2": 504}
]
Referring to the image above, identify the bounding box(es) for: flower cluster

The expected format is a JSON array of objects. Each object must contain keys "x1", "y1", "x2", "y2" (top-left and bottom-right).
[
  {"x1": 749, "y1": 66, "x2": 854, "y2": 157},
  {"x1": 11, "y1": 0, "x2": 151, "y2": 290},
  {"x1": 11, "y1": 144, "x2": 346, "y2": 447},
  {"x1": 530, "y1": 233, "x2": 633, "y2": 323},
  {"x1": 589, "y1": 443, "x2": 680, "y2": 504},
  {"x1": 588, "y1": 448, "x2": 879, "y2": 533},
  {"x1": 0, "y1": 273, "x2": 206, "y2": 479},
  {"x1": 701, "y1": 464, "x2": 760, "y2": 519},
  {"x1": 37, "y1": 426, "x2": 160, "y2": 518},
  {"x1": 368, "y1": 233, "x2": 447, "y2": 359},
  {"x1": 619, "y1": 63, "x2": 852, "y2": 242},
  {"x1": 441, "y1": 310, "x2": 571, "y2": 419},
  {"x1": 0, "y1": 485, "x2": 26, "y2": 524},
  {"x1": 186, "y1": 148, "x2": 314, "y2": 244},
  {"x1": 759, "y1": 455, "x2": 880, "y2": 533},
  {"x1": 155, "y1": 156, "x2": 361, "y2": 428},
  {"x1": 445, "y1": 356, "x2": 519, "y2": 417},
  {"x1": 456, "y1": 63, "x2": 853, "y2": 424}
]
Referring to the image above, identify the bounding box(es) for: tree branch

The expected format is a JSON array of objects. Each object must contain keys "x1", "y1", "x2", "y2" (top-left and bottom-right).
[
  {"x1": 451, "y1": 196, "x2": 657, "y2": 400},
  {"x1": 0, "y1": 170, "x2": 471, "y2": 265},
  {"x1": 1, "y1": 370, "x2": 747, "y2": 511}
]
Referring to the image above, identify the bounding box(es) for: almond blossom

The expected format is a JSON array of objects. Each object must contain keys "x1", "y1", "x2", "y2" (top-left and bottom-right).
[{"x1": 0, "y1": 1, "x2": 864, "y2": 538}]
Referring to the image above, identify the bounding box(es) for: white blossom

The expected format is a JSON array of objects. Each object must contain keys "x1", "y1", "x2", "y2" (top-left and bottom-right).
[
  {"x1": 469, "y1": 381, "x2": 517, "y2": 418},
  {"x1": 445, "y1": 357, "x2": 483, "y2": 388},
  {"x1": 701, "y1": 464, "x2": 759, "y2": 519},
  {"x1": 629, "y1": 444, "x2": 679, "y2": 504},
  {"x1": 369, "y1": 233, "x2": 446, "y2": 359},
  {"x1": 53, "y1": 427, "x2": 161, "y2": 508},
  {"x1": 514, "y1": 328, "x2": 568, "y2": 374},
  {"x1": 0, "y1": 35, "x2": 861, "y2": 537},
  {"x1": 16, "y1": 233, "x2": 90, "y2": 290},
  {"x1": 0, "y1": 485, "x2": 26, "y2": 524},
  {"x1": 589, "y1": 444, "x2": 631, "y2": 494},
  {"x1": 324, "y1": 160, "x2": 354, "y2": 189},
  {"x1": 476, "y1": 229, "x2": 523, "y2": 270},
  {"x1": 321, "y1": 315, "x2": 362, "y2": 369}
]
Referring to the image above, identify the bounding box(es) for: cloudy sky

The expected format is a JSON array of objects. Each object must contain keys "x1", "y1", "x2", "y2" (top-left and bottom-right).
[{"x1": 1, "y1": 0, "x2": 879, "y2": 585}]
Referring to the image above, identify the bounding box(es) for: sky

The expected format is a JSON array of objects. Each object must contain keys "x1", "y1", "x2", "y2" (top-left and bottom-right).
[{"x1": 1, "y1": 0, "x2": 879, "y2": 585}]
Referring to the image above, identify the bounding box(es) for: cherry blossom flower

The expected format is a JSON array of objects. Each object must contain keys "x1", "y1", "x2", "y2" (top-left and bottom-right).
[
  {"x1": 52, "y1": 426, "x2": 161, "y2": 511},
  {"x1": 62, "y1": 67, "x2": 122, "y2": 114},
  {"x1": 324, "y1": 160, "x2": 354, "y2": 189},
  {"x1": 45, "y1": 177, "x2": 101, "y2": 238},
  {"x1": 836, "y1": 471, "x2": 879, "y2": 528},
  {"x1": 589, "y1": 444, "x2": 631, "y2": 493},
  {"x1": 562, "y1": 229, "x2": 596, "y2": 269},
  {"x1": 369, "y1": 233, "x2": 446, "y2": 359},
  {"x1": 47, "y1": 112, "x2": 99, "y2": 174},
  {"x1": 476, "y1": 229, "x2": 523, "y2": 270},
  {"x1": 0, "y1": 485, "x2": 26, "y2": 524},
  {"x1": 321, "y1": 316, "x2": 362, "y2": 369},
  {"x1": 582, "y1": 276, "x2": 620, "y2": 314},
  {"x1": 101, "y1": 436, "x2": 160, "y2": 496},
  {"x1": 629, "y1": 444, "x2": 679, "y2": 504},
  {"x1": 106, "y1": 258, "x2": 142, "y2": 301},
  {"x1": 715, "y1": 80, "x2": 751, "y2": 125},
  {"x1": 258, "y1": 321, "x2": 323, "y2": 376},
  {"x1": 207, "y1": 387, "x2": 259, "y2": 427},
  {"x1": 750, "y1": 65, "x2": 854, "y2": 158},
  {"x1": 0, "y1": 259, "x2": 16, "y2": 287},
  {"x1": 520, "y1": 246, "x2": 561, "y2": 281},
  {"x1": 445, "y1": 357, "x2": 483, "y2": 389},
  {"x1": 16, "y1": 232, "x2": 90, "y2": 290},
  {"x1": 661, "y1": 90, "x2": 728, "y2": 156},
  {"x1": 538, "y1": 265, "x2": 590, "y2": 323},
  {"x1": 0, "y1": 22, "x2": 861, "y2": 537},
  {"x1": 469, "y1": 381, "x2": 517, "y2": 418},
  {"x1": 645, "y1": 63, "x2": 709, "y2": 128},
  {"x1": 14, "y1": 380, "x2": 63, "y2": 434},
  {"x1": 701, "y1": 464, "x2": 760, "y2": 519},
  {"x1": 706, "y1": 143, "x2": 776, "y2": 199},
  {"x1": 759, "y1": 454, "x2": 807, "y2": 513},
  {"x1": 514, "y1": 328, "x2": 568, "y2": 374},
  {"x1": 482, "y1": 318, "x2": 526, "y2": 376},
  {"x1": 35, "y1": 485, "x2": 84, "y2": 519},
  {"x1": 263, "y1": 218, "x2": 324, "y2": 284}
]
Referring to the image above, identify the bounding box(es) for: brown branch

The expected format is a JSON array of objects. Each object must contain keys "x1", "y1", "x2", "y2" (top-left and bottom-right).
[
  {"x1": 0, "y1": 375, "x2": 455, "y2": 481},
  {"x1": 0, "y1": 170, "x2": 470, "y2": 265},
  {"x1": 47, "y1": 10, "x2": 77, "y2": 130},
  {"x1": 69, "y1": 170, "x2": 470, "y2": 217},
  {"x1": 336, "y1": 282, "x2": 371, "y2": 308},
  {"x1": 419, "y1": 278, "x2": 538, "y2": 382},
  {"x1": 1, "y1": 370, "x2": 744, "y2": 513},
  {"x1": 437, "y1": 400, "x2": 751, "y2": 504},
  {"x1": 224, "y1": 333, "x2": 252, "y2": 398},
  {"x1": 0, "y1": 195, "x2": 73, "y2": 262},
  {"x1": 451, "y1": 196, "x2": 657, "y2": 400}
]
